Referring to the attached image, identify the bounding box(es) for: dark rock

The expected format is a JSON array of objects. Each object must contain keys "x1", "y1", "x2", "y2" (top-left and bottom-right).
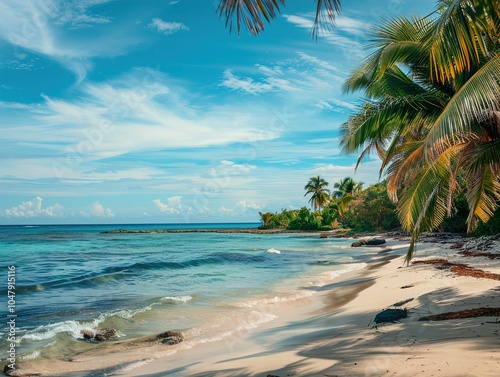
[
  {"x1": 351, "y1": 238, "x2": 386, "y2": 247},
  {"x1": 351, "y1": 239, "x2": 367, "y2": 247},
  {"x1": 365, "y1": 238, "x2": 386, "y2": 246},
  {"x1": 80, "y1": 328, "x2": 116, "y2": 342},
  {"x1": 160, "y1": 336, "x2": 183, "y2": 345},
  {"x1": 94, "y1": 328, "x2": 117, "y2": 341},
  {"x1": 157, "y1": 330, "x2": 184, "y2": 345},
  {"x1": 80, "y1": 329, "x2": 94, "y2": 340},
  {"x1": 374, "y1": 308, "x2": 408, "y2": 324}
]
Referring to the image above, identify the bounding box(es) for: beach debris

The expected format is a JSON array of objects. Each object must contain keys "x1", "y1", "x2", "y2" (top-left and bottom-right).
[
  {"x1": 351, "y1": 238, "x2": 386, "y2": 247},
  {"x1": 449, "y1": 242, "x2": 464, "y2": 249},
  {"x1": 412, "y1": 259, "x2": 500, "y2": 281},
  {"x1": 374, "y1": 308, "x2": 408, "y2": 324},
  {"x1": 157, "y1": 330, "x2": 184, "y2": 345},
  {"x1": 320, "y1": 232, "x2": 329, "y2": 238},
  {"x1": 460, "y1": 249, "x2": 500, "y2": 259},
  {"x1": 401, "y1": 284, "x2": 414, "y2": 289},
  {"x1": 419, "y1": 307, "x2": 500, "y2": 321},
  {"x1": 80, "y1": 328, "x2": 117, "y2": 342},
  {"x1": 393, "y1": 298, "x2": 414, "y2": 307}
]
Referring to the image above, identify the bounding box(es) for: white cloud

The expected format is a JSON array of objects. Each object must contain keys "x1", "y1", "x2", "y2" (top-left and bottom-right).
[
  {"x1": 237, "y1": 200, "x2": 263, "y2": 210},
  {"x1": 2, "y1": 196, "x2": 64, "y2": 218},
  {"x1": 220, "y1": 70, "x2": 274, "y2": 95},
  {"x1": 208, "y1": 160, "x2": 257, "y2": 177},
  {"x1": 283, "y1": 14, "x2": 367, "y2": 60},
  {"x1": 148, "y1": 18, "x2": 189, "y2": 35},
  {"x1": 219, "y1": 53, "x2": 348, "y2": 107},
  {"x1": 0, "y1": 1, "x2": 137, "y2": 81},
  {"x1": 153, "y1": 196, "x2": 182, "y2": 214},
  {"x1": 218, "y1": 206, "x2": 234, "y2": 213},
  {"x1": 91, "y1": 202, "x2": 114, "y2": 217},
  {"x1": 314, "y1": 99, "x2": 357, "y2": 112}
]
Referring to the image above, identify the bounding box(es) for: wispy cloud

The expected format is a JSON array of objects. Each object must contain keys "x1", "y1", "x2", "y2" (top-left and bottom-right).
[
  {"x1": 0, "y1": 1, "x2": 136, "y2": 81},
  {"x1": 0, "y1": 68, "x2": 280, "y2": 181},
  {"x1": 148, "y1": 18, "x2": 189, "y2": 35},
  {"x1": 220, "y1": 70, "x2": 274, "y2": 95},
  {"x1": 283, "y1": 14, "x2": 369, "y2": 60},
  {"x1": 208, "y1": 161, "x2": 257, "y2": 177}
]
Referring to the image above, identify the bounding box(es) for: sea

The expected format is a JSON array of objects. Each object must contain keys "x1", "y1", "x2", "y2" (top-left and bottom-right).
[{"x1": 0, "y1": 223, "x2": 374, "y2": 374}]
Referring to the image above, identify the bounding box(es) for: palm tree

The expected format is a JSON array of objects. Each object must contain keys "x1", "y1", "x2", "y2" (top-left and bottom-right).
[
  {"x1": 304, "y1": 176, "x2": 331, "y2": 211},
  {"x1": 341, "y1": 0, "x2": 500, "y2": 263},
  {"x1": 258, "y1": 211, "x2": 273, "y2": 228},
  {"x1": 332, "y1": 177, "x2": 363, "y2": 199},
  {"x1": 217, "y1": 0, "x2": 341, "y2": 37}
]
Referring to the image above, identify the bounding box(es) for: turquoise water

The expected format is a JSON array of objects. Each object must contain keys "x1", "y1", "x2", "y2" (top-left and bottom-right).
[{"x1": 0, "y1": 223, "x2": 370, "y2": 365}]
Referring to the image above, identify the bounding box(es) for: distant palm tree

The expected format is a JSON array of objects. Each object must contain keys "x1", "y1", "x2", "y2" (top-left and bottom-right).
[
  {"x1": 258, "y1": 211, "x2": 273, "y2": 228},
  {"x1": 217, "y1": 0, "x2": 341, "y2": 37},
  {"x1": 332, "y1": 177, "x2": 363, "y2": 199},
  {"x1": 304, "y1": 176, "x2": 331, "y2": 211}
]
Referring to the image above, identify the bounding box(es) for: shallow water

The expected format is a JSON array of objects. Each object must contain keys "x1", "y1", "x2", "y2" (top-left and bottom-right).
[{"x1": 0, "y1": 223, "x2": 372, "y2": 367}]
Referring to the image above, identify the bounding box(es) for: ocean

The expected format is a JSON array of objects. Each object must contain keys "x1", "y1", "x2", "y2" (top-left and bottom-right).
[{"x1": 0, "y1": 223, "x2": 372, "y2": 374}]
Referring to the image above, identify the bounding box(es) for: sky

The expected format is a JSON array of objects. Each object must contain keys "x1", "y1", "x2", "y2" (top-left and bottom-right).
[{"x1": 0, "y1": 0, "x2": 437, "y2": 225}]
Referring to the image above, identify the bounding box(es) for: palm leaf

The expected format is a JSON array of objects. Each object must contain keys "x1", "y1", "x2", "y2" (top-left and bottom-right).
[{"x1": 424, "y1": 55, "x2": 500, "y2": 155}]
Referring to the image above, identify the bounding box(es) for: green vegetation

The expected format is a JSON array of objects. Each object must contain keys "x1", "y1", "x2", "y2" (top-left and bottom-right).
[{"x1": 259, "y1": 177, "x2": 400, "y2": 232}]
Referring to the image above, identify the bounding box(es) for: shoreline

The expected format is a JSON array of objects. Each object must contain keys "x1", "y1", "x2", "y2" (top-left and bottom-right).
[
  {"x1": 119, "y1": 237, "x2": 500, "y2": 377},
  {"x1": 7, "y1": 236, "x2": 500, "y2": 377}
]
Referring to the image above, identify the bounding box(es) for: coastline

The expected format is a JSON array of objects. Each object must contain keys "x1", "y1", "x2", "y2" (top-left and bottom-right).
[
  {"x1": 8, "y1": 236, "x2": 500, "y2": 377},
  {"x1": 118, "y1": 237, "x2": 500, "y2": 377}
]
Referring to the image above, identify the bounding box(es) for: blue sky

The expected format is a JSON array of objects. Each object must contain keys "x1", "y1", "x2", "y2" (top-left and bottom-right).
[{"x1": 0, "y1": 0, "x2": 436, "y2": 224}]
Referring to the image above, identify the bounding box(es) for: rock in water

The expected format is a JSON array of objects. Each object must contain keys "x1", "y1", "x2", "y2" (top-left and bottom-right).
[
  {"x1": 80, "y1": 328, "x2": 116, "y2": 341},
  {"x1": 351, "y1": 238, "x2": 386, "y2": 247},
  {"x1": 157, "y1": 330, "x2": 184, "y2": 345},
  {"x1": 94, "y1": 328, "x2": 117, "y2": 341},
  {"x1": 351, "y1": 239, "x2": 367, "y2": 247}
]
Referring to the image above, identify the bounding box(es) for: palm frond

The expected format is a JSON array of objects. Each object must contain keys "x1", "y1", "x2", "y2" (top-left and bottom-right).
[
  {"x1": 217, "y1": 0, "x2": 340, "y2": 36},
  {"x1": 424, "y1": 55, "x2": 500, "y2": 155},
  {"x1": 427, "y1": 0, "x2": 489, "y2": 83}
]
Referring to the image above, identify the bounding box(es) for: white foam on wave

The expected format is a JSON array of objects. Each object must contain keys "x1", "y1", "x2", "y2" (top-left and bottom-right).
[
  {"x1": 266, "y1": 248, "x2": 281, "y2": 254},
  {"x1": 19, "y1": 305, "x2": 154, "y2": 343},
  {"x1": 161, "y1": 295, "x2": 193, "y2": 304},
  {"x1": 236, "y1": 290, "x2": 315, "y2": 308}
]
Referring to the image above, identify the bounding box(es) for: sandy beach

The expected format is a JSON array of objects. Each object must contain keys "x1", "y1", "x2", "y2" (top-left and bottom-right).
[
  {"x1": 10, "y1": 236, "x2": 500, "y2": 377},
  {"x1": 111, "y1": 237, "x2": 499, "y2": 377}
]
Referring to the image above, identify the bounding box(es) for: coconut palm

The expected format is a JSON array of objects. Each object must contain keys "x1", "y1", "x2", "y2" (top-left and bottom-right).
[
  {"x1": 332, "y1": 177, "x2": 363, "y2": 199},
  {"x1": 341, "y1": 0, "x2": 500, "y2": 263},
  {"x1": 304, "y1": 176, "x2": 331, "y2": 211},
  {"x1": 217, "y1": 0, "x2": 341, "y2": 37},
  {"x1": 258, "y1": 211, "x2": 274, "y2": 228}
]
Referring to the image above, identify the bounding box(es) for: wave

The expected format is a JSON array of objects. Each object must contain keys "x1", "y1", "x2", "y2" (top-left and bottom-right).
[
  {"x1": 266, "y1": 248, "x2": 281, "y2": 254},
  {"x1": 10, "y1": 252, "x2": 266, "y2": 294},
  {"x1": 160, "y1": 295, "x2": 192, "y2": 304},
  {"x1": 18, "y1": 306, "x2": 154, "y2": 343}
]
